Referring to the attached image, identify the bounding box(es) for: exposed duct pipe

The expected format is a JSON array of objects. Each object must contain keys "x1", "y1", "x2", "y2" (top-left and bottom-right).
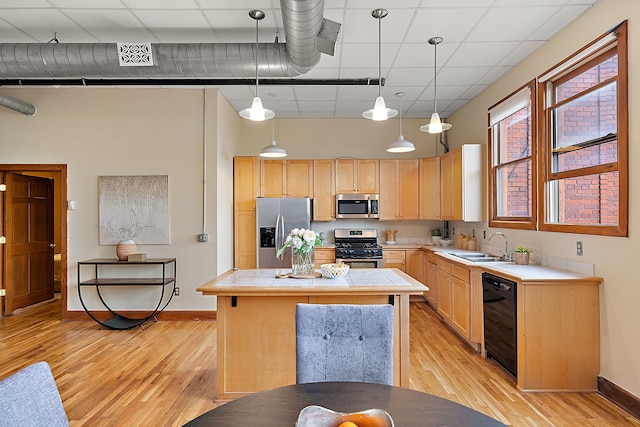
[
  {"x1": 0, "y1": 0, "x2": 339, "y2": 81},
  {"x1": 0, "y1": 93, "x2": 36, "y2": 115}
]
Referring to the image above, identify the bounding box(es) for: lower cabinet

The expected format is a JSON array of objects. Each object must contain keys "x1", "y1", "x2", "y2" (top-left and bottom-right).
[
  {"x1": 436, "y1": 258, "x2": 470, "y2": 340},
  {"x1": 424, "y1": 251, "x2": 438, "y2": 307},
  {"x1": 382, "y1": 249, "x2": 422, "y2": 283},
  {"x1": 314, "y1": 247, "x2": 336, "y2": 269}
]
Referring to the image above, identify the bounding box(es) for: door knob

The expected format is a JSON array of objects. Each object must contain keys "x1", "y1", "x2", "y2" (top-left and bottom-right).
[{"x1": 50, "y1": 243, "x2": 57, "y2": 248}]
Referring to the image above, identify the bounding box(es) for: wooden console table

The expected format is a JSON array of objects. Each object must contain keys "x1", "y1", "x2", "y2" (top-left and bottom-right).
[{"x1": 77, "y1": 258, "x2": 176, "y2": 330}]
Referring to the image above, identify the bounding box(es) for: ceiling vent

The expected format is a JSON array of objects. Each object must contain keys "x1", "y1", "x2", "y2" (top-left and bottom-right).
[{"x1": 117, "y1": 43, "x2": 154, "y2": 67}]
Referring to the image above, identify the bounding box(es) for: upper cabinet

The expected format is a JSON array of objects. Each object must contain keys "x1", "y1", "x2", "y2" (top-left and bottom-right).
[
  {"x1": 234, "y1": 156, "x2": 260, "y2": 211},
  {"x1": 440, "y1": 145, "x2": 483, "y2": 222},
  {"x1": 419, "y1": 156, "x2": 441, "y2": 220},
  {"x1": 260, "y1": 160, "x2": 313, "y2": 198},
  {"x1": 335, "y1": 159, "x2": 379, "y2": 194},
  {"x1": 379, "y1": 159, "x2": 419, "y2": 220},
  {"x1": 313, "y1": 159, "x2": 336, "y2": 221}
]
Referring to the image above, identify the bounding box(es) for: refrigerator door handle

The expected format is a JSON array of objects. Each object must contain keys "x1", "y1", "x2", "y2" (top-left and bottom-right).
[{"x1": 275, "y1": 213, "x2": 282, "y2": 260}]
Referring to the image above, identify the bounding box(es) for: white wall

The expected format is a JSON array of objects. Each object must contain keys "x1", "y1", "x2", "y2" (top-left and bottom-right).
[
  {"x1": 446, "y1": 0, "x2": 640, "y2": 399},
  {"x1": 0, "y1": 87, "x2": 237, "y2": 312}
]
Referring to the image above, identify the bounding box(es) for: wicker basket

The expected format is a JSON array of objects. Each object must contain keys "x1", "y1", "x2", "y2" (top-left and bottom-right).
[{"x1": 320, "y1": 263, "x2": 350, "y2": 279}]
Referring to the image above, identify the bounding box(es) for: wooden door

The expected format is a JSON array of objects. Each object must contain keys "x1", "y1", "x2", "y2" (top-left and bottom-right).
[
  {"x1": 451, "y1": 275, "x2": 470, "y2": 339},
  {"x1": 451, "y1": 147, "x2": 464, "y2": 220},
  {"x1": 419, "y1": 157, "x2": 441, "y2": 220},
  {"x1": 313, "y1": 160, "x2": 335, "y2": 221},
  {"x1": 404, "y1": 249, "x2": 422, "y2": 282},
  {"x1": 234, "y1": 210, "x2": 257, "y2": 269},
  {"x1": 398, "y1": 159, "x2": 419, "y2": 220},
  {"x1": 436, "y1": 266, "x2": 451, "y2": 322},
  {"x1": 286, "y1": 160, "x2": 313, "y2": 198},
  {"x1": 383, "y1": 250, "x2": 405, "y2": 271},
  {"x1": 3, "y1": 173, "x2": 55, "y2": 314},
  {"x1": 260, "y1": 160, "x2": 286, "y2": 197},
  {"x1": 440, "y1": 152, "x2": 453, "y2": 219},
  {"x1": 233, "y1": 156, "x2": 259, "y2": 210},
  {"x1": 379, "y1": 160, "x2": 398, "y2": 220},
  {"x1": 356, "y1": 159, "x2": 379, "y2": 193},
  {"x1": 335, "y1": 159, "x2": 357, "y2": 193}
]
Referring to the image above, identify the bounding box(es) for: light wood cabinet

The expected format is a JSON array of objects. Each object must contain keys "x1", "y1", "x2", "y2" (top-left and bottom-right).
[
  {"x1": 313, "y1": 159, "x2": 336, "y2": 221},
  {"x1": 335, "y1": 159, "x2": 379, "y2": 194},
  {"x1": 234, "y1": 156, "x2": 260, "y2": 211},
  {"x1": 419, "y1": 157, "x2": 441, "y2": 220},
  {"x1": 436, "y1": 258, "x2": 470, "y2": 339},
  {"x1": 383, "y1": 248, "x2": 422, "y2": 283},
  {"x1": 234, "y1": 157, "x2": 260, "y2": 269},
  {"x1": 314, "y1": 247, "x2": 336, "y2": 269},
  {"x1": 517, "y1": 277, "x2": 601, "y2": 391},
  {"x1": 424, "y1": 251, "x2": 438, "y2": 307},
  {"x1": 379, "y1": 159, "x2": 419, "y2": 220},
  {"x1": 234, "y1": 210, "x2": 257, "y2": 269},
  {"x1": 405, "y1": 249, "x2": 422, "y2": 283},
  {"x1": 261, "y1": 160, "x2": 313, "y2": 198},
  {"x1": 440, "y1": 145, "x2": 483, "y2": 221},
  {"x1": 383, "y1": 249, "x2": 405, "y2": 271}
]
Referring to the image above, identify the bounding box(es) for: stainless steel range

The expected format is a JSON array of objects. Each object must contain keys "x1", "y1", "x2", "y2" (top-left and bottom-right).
[{"x1": 334, "y1": 229, "x2": 383, "y2": 268}]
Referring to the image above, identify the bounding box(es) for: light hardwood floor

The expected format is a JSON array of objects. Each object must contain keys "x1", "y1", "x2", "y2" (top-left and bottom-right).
[{"x1": 0, "y1": 299, "x2": 638, "y2": 427}]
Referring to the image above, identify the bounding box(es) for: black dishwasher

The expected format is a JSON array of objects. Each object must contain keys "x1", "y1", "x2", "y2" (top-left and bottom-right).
[{"x1": 482, "y1": 272, "x2": 517, "y2": 377}]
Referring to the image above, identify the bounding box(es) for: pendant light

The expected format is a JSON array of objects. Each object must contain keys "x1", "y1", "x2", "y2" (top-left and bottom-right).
[
  {"x1": 420, "y1": 36, "x2": 452, "y2": 134},
  {"x1": 239, "y1": 10, "x2": 275, "y2": 121},
  {"x1": 387, "y1": 92, "x2": 415, "y2": 153},
  {"x1": 259, "y1": 119, "x2": 287, "y2": 158},
  {"x1": 363, "y1": 9, "x2": 397, "y2": 121}
]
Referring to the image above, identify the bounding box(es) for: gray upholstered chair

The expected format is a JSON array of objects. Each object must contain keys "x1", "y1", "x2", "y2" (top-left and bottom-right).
[
  {"x1": 0, "y1": 361, "x2": 69, "y2": 427},
  {"x1": 295, "y1": 303, "x2": 394, "y2": 385}
]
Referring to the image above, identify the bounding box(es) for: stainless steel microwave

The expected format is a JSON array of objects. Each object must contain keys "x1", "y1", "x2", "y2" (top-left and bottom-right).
[{"x1": 335, "y1": 194, "x2": 380, "y2": 219}]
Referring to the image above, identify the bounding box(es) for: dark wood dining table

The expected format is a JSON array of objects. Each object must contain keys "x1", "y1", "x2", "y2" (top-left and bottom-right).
[{"x1": 183, "y1": 381, "x2": 507, "y2": 426}]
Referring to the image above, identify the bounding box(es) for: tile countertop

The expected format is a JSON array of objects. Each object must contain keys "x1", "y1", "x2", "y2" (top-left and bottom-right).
[{"x1": 434, "y1": 249, "x2": 601, "y2": 282}]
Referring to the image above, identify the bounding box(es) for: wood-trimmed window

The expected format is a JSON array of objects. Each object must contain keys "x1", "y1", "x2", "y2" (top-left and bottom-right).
[
  {"x1": 538, "y1": 21, "x2": 628, "y2": 236},
  {"x1": 488, "y1": 80, "x2": 537, "y2": 230}
]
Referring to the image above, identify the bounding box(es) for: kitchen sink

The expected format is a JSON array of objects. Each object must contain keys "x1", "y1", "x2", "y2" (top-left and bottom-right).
[{"x1": 450, "y1": 253, "x2": 506, "y2": 263}]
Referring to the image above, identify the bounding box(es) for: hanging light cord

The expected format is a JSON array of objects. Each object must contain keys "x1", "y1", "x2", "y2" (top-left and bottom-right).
[
  {"x1": 377, "y1": 15, "x2": 382, "y2": 98},
  {"x1": 433, "y1": 39, "x2": 438, "y2": 114},
  {"x1": 254, "y1": 17, "x2": 260, "y2": 98}
]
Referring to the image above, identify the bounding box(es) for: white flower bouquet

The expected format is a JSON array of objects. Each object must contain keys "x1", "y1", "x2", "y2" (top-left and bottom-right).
[{"x1": 276, "y1": 228, "x2": 322, "y2": 257}]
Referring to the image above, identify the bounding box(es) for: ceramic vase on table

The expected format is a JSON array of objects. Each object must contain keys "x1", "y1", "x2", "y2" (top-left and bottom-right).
[
  {"x1": 292, "y1": 249, "x2": 314, "y2": 277},
  {"x1": 116, "y1": 240, "x2": 137, "y2": 261}
]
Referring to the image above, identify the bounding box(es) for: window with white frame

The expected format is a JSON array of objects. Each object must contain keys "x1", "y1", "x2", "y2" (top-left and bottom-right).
[
  {"x1": 538, "y1": 21, "x2": 627, "y2": 236},
  {"x1": 488, "y1": 81, "x2": 536, "y2": 230}
]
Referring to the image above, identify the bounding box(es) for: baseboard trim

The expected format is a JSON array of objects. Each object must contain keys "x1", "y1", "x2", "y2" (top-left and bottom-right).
[
  {"x1": 64, "y1": 310, "x2": 216, "y2": 322},
  {"x1": 598, "y1": 376, "x2": 640, "y2": 420}
]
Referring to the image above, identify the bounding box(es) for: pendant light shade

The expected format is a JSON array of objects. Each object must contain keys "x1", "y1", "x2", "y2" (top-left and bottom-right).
[
  {"x1": 259, "y1": 120, "x2": 287, "y2": 158},
  {"x1": 387, "y1": 92, "x2": 415, "y2": 153},
  {"x1": 420, "y1": 36, "x2": 452, "y2": 133},
  {"x1": 363, "y1": 9, "x2": 397, "y2": 121},
  {"x1": 240, "y1": 10, "x2": 275, "y2": 122}
]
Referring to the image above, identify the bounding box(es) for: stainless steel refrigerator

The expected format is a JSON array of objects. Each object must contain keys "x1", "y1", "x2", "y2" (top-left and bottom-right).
[{"x1": 256, "y1": 197, "x2": 312, "y2": 268}]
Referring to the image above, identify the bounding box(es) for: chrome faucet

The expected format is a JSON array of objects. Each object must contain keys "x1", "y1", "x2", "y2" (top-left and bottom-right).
[{"x1": 488, "y1": 232, "x2": 510, "y2": 260}]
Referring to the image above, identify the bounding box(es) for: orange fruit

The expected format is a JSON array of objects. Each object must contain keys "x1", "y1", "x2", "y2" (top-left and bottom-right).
[{"x1": 338, "y1": 422, "x2": 358, "y2": 427}]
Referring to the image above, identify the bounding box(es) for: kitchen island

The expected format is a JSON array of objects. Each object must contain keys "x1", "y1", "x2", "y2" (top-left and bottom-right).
[{"x1": 197, "y1": 268, "x2": 428, "y2": 401}]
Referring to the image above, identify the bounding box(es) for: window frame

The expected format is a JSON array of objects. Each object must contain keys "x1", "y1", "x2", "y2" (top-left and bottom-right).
[
  {"x1": 537, "y1": 20, "x2": 628, "y2": 236},
  {"x1": 488, "y1": 80, "x2": 537, "y2": 230}
]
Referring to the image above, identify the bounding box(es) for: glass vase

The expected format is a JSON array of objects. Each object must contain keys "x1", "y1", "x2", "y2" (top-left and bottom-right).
[{"x1": 292, "y1": 249, "x2": 315, "y2": 276}]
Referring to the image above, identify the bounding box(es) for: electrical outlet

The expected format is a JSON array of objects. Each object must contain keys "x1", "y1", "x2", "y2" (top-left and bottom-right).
[
  {"x1": 483, "y1": 230, "x2": 486, "y2": 239},
  {"x1": 174, "y1": 287, "x2": 180, "y2": 296},
  {"x1": 576, "y1": 241, "x2": 583, "y2": 256},
  {"x1": 198, "y1": 233, "x2": 208, "y2": 242}
]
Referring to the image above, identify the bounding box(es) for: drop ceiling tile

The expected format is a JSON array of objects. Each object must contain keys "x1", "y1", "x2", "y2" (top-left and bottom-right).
[
  {"x1": 293, "y1": 86, "x2": 338, "y2": 101},
  {"x1": 436, "y1": 67, "x2": 492, "y2": 86},
  {"x1": 498, "y1": 41, "x2": 544, "y2": 67},
  {"x1": 529, "y1": 4, "x2": 593, "y2": 40},
  {"x1": 0, "y1": 9, "x2": 93, "y2": 42},
  {"x1": 341, "y1": 8, "x2": 414, "y2": 44},
  {"x1": 466, "y1": 6, "x2": 560, "y2": 42},
  {"x1": 447, "y1": 41, "x2": 520, "y2": 67},
  {"x1": 404, "y1": 8, "x2": 487, "y2": 43},
  {"x1": 64, "y1": 10, "x2": 157, "y2": 42},
  {"x1": 121, "y1": 0, "x2": 200, "y2": 8}
]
